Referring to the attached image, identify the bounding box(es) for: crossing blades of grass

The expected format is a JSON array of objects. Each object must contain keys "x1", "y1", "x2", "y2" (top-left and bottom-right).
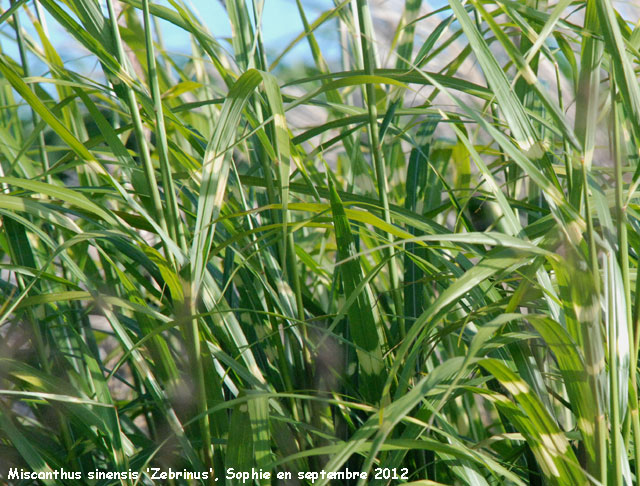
[{"x1": 0, "y1": 0, "x2": 638, "y2": 485}]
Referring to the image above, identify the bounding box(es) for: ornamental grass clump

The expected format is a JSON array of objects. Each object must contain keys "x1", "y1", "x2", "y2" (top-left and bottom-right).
[{"x1": 0, "y1": 0, "x2": 639, "y2": 485}]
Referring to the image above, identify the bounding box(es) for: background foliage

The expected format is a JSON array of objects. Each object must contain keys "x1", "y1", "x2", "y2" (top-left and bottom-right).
[{"x1": 0, "y1": 0, "x2": 639, "y2": 485}]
